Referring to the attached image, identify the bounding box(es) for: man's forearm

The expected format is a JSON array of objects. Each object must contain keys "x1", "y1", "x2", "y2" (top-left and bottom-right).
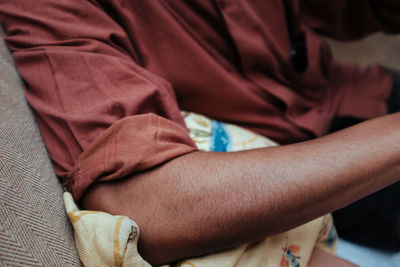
[{"x1": 82, "y1": 113, "x2": 400, "y2": 265}]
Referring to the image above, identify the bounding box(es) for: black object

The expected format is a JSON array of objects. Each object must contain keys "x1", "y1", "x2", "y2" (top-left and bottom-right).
[{"x1": 283, "y1": 0, "x2": 308, "y2": 74}]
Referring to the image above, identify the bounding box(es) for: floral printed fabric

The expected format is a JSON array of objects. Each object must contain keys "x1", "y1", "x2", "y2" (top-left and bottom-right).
[
  {"x1": 182, "y1": 112, "x2": 278, "y2": 152},
  {"x1": 64, "y1": 112, "x2": 337, "y2": 266}
]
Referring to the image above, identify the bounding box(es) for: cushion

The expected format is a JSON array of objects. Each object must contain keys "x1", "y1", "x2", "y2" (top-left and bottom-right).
[{"x1": 0, "y1": 27, "x2": 81, "y2": 266}]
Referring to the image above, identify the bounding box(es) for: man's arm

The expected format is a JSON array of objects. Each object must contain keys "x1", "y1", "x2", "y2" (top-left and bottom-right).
[{"x1": 83, "y1": 112, "x2": 400, "y2": 265}]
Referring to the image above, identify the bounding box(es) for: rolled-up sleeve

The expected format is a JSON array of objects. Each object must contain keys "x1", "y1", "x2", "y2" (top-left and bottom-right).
[
  {"x1": 0, "y1": 0, "x2": 197, "y2": 201},
  {"x1": 301, "y1": 0, "x2": 400, "y2": 40}
]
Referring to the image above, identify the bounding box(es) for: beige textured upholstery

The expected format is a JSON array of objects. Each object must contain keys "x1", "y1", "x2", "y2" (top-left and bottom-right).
[{"x1": 0, "y1": 27, "x2": 81, "y2": 266}]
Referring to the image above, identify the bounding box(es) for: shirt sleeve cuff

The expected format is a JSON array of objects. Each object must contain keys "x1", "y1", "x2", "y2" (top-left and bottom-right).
[{"x1": 66, "y1": 113, "x2": 198, "y2": 201}]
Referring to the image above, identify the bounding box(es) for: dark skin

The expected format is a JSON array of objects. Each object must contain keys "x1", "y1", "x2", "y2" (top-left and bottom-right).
[{"x1": 82, "y1": 113, "x2": 400, "y2": 266}]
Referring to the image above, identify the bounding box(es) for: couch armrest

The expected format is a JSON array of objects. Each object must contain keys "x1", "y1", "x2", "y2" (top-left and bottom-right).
[{"x1": 0, "y1": 27, "x2": 81, "y2": 266}]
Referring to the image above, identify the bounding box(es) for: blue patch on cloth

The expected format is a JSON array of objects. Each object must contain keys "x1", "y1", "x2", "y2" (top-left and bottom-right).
[{"x1": 210, "y1": 121, "x2": 231, "y2": 152}]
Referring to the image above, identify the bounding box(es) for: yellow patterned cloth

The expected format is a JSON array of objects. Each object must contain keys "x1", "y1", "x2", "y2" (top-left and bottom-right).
[
  {"x1": 63, "y1": 112, "x2": 337, "y2": 267},
  {"x1": 64, "y1": 192, "x2": 151, "y2": 267}
]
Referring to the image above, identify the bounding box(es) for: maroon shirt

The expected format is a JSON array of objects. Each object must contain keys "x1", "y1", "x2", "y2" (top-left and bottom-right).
[{"x1": 0, "y1": 0, "x2": 398, "y2": 200}]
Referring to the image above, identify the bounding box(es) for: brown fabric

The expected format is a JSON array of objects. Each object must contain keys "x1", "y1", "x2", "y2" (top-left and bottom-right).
[
  {"x1": 70, "y1": 114, "x2": 197, "y2": 200},
  {"x1": 0, "y1": 27, "x2": 80, "y2": 266},
  {"x1": 301, "y1": 0, "x2": 400, "y2": 40},
  {"x1": 0, "y1": 0, "x2": 397, "y2": 200}
]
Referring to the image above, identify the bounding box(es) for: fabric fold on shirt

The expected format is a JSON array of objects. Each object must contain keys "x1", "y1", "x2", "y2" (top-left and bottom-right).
[{"x1": 68, "y1": 114, "x2": 197, "y2": 201}]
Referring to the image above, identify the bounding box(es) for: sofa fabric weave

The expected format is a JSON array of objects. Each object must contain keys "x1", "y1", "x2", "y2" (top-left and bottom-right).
[{"x1": 0, "y1": 27, "x2": 80, "y2": 266}]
